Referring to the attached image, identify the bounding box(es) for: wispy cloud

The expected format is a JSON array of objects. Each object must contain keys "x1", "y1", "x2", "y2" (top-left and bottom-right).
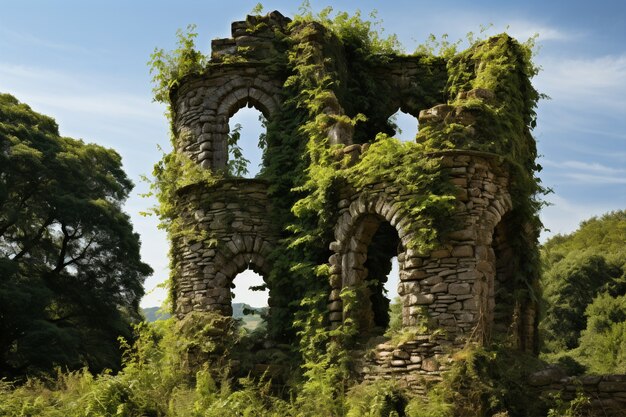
[
  {"x1": 390, "y1": 10, "x2": 573, "y2": 53},
  {"x1": 0, "y1": 63, "x2": 160, "y2": 121},
  {"x1": 535, "y1": 54, "x2": 626, "y2": 112},
  {"x1": 541, "y1": 158, "x2": 626, "y2": 185},
  {"x1": 26, "y1": 92, "x2": 160, "y2": 120},
  {"x1": 542, "y1": 159, "x2": 626, "y2": 175},
  {"x1": 540, "y1": 194, "x2": 624, "y2": 241},
  {"x1": 505, "y1": 21, "x2": 574, "y2": 42},
  {"x1": 0, "y1": 27, "x2": 102, "y2": 56},
  {"x1": 563, "y1": 173, "x2": 626, "y2": 184}
]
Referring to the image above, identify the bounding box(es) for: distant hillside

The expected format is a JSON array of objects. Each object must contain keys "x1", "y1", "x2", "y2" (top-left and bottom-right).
[
  {"x1": 142, "y1": 307, "x2": 170, "y2": 322},
  {"x1": 142, "y1": 304, "x2": 267, "y2": 330}
]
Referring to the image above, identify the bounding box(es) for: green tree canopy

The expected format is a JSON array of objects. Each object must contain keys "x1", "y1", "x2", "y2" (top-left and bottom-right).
[
  {"x1": 578, "y1": 293, "x2": 626, "y2": 373},
  {"x1": 0, "y1": 93, "x2": 152, "y2": 378},
  {"x1": 540, "y1": 210, "x2": 626, "y2": 368}
]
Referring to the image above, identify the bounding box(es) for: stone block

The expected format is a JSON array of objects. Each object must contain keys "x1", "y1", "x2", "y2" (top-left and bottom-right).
[
  {"x1": 413, "y1": 294, "x2": 435, "y2": 305},
  {"x1": 403, "y1": 269, "x2": 428, "y2": 281},
  {"x1": 393, "y1": 349, "x2": 410, "y2": 360},
  {"x1": 457, "y1": 312, "x2": 474, "y2": 322},
  {"x1": 431, "y1": 249, "x2": 451, "y2": 258},
  {"x1": 421, "y1": 357, "x2": 439, "y2": 372},
  {"x1": 410, "y1": 355, "x2": 422, "y2": 364},
  {"x1": 422, "y1": 275, "x2": 443, "y2": 286},
  {"x1": 452, "y1": 245, "x2": 474, "y2": 257},
  {"x1": 598, "y1": 381, "x2": 626, "y2": 392},
  {"x1": 449, "y1": 283, "x2": 471, "y2": 295}
]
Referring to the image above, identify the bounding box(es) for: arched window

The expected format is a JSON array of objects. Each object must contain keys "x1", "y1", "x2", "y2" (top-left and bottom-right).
[
  {"x1": 388, "y1": 109, "x2": 419, "y2": 142},
  {"x1": 231, "y1": 268, "x2": 269, "y2": 331},
  {"x1": 227, "y1": 106, "x2": 267, "y2": 178}
]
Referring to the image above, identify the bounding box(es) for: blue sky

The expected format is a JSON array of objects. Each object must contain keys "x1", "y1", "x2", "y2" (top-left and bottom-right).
[{"x1": 1, "y1": 1, "x2": 625, "y2": 308}]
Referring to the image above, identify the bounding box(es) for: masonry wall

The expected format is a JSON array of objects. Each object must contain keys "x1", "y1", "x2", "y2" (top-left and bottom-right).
[
  {"x1": 172, "y1": 179, "x2": 277, "y2": 316},
  {"x1": 529, "y1": 370, "x2": 626, "y2": 417},
  {"x1": 328, "y1": 147, "x2": 537, "y2": 383}
]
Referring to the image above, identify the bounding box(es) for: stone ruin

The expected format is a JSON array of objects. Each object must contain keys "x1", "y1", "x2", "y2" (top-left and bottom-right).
[
  {"x1": 164, "y1": 12, "x2": 626, "y2": 414},
  {"x1": 168, "y1": 11, "x2": 538, "y2": 387}
]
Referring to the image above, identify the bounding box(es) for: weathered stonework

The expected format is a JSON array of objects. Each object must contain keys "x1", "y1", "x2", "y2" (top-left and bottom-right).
[
  {"x1": 172, "y1": 179, "x2": 277, "y2": 316},
  {"x1": 529, "y1": 369, "x2": 626, "y2": 417},
  {"x1": 165, "y1": 13, "x2": 624, "y2": 412}
]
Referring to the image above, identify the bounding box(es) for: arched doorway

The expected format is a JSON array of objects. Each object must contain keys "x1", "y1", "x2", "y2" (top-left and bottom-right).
[{"x1": 338, "y1": 212, "x2": 405, "y2": 341}]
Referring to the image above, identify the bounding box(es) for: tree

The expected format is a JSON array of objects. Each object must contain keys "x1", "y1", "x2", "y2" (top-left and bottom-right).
[
  {"x1": 540, "y1": 210, "x2": 626, "y2": 354},
  {"x1": 0, "y1": 93, "x2": 152, "y2": 378},
  {"x1": 541, "y1": 252, "x2": 622, "y2": 350},
  {"x1": 578, "y1": 293, "x2": 626, "y2": 373}
]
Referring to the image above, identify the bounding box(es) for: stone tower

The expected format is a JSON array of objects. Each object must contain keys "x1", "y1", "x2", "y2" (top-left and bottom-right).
[{"x1": 167, "y1": 11, "x2": 541, "y2": 386}]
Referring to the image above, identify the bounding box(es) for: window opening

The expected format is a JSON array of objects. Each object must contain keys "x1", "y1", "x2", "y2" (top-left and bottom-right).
[
  {"x1": 227, "y1": 106, "x2": 267, "y2": 178},
  {"x1": 363, "y1": 221, "x2": 401, "y2": 336},
  {"x1": 491, "y1": 216, "x2": 516, "y2": 342},
  {"x1": 388, "y1": 109, "x2": 419, "y2": 142},
  {"x1": 384, "y1": 257, "x2": 402, "y2": 335},
  {"x1": 231, "y1": 268, "x2": 268, "y2": 331}
]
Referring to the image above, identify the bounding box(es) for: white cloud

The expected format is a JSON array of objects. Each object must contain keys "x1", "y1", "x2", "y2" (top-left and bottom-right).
[
  {"x1": 535, "y1": 54, "x2": 626, "y2": 112},
  {"x1": 540, "y1": 194, "x2": 623, "y2": 241},
  {"x1": 26, "y1": 92, "x2": 159, "y2": 120},
  {"x1": 563, "y1": 173, "x2": 626, "y2": 184},
  {"x1": 0, "y1": 27, "x2": 101, "y2": 56},
  {"x1": 0, "y1": 63, "x2": 160, "y2": 121},
  {"x1": 505, "y1": 21, "x2": 572, "y2": 42},
  {"x1": 542, "y1": 159, "x2": 624, "y2": 174},
  {"x1": 540, "y1": 158, "x2": 626, "y2": 185}
]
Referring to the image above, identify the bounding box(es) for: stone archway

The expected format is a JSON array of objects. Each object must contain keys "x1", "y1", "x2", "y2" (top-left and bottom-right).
[
  {"x1": 212, "y1": 81, "x2": 281, "y2": 171},
  {"x1": 210, "y1": 236, "x2": 273, "y2": 317},
  {"x1": 328, "y1": 193, "x2": 426, "y2": 336}
]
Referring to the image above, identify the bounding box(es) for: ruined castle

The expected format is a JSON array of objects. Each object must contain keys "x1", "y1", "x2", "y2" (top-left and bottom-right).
[{"x1": 168, "y1": 10, "x2": 540, "y2": 386}]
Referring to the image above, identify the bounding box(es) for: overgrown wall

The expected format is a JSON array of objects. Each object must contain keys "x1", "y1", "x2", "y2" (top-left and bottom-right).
[{"x1": 167, "y1": 10, "x2": 545, "y2": 386}]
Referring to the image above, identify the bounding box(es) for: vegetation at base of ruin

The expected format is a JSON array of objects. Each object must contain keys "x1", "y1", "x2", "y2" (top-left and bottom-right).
[
  {"x1": 0, "y1": 93, "x2": 152, "y2": 378},
  {"x1": 0, "y1": 320, "x2": 588, "y2": 416},
  {"x1": 540, "y1": 210, "x2": 626, "y2": 374}
]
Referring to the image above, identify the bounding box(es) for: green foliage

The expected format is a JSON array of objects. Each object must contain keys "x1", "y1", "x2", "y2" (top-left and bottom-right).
[
  {"x1": 546, "y1": 391, "x2": 592, "y2": 417},
  {"x1": 148, "y1": 24, "x2": 207, "y2": 104},
  {"x1": 540, "y1": 211, "x2": 626, "y2": 366},
  {"x1": 226, "y1": 123, "x2": 251, "y2": 177},
  {"x1": 541, "y1": 252, "x2": 622, "y2": 351},
  {"x1": 295, "y1": 2, "x2": 402, "y2": 55},
  {"x1": 385, "y1": 297, "x2": 403, "y2": 337},
  {"x1": 0, "y1": 93, "x2": 152, "y2": 378},
  {"x1": 542, "y1": 210, "x2": 626, "y2": 266},
  {"x1": 346, "y1": 380, "x2": 407, "y2": 417},
  {"x1": 577, "y1": 293, "x2": 626, "y2": 373},
  {"x1": 438, "y1": 347, "x2": 547, "y2": 417}
]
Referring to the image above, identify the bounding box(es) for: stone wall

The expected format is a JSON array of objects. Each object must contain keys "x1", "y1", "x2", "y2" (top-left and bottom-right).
[
  {"x1": 328, "y1": 148, "x2": 537, "y2": 382},
  {"x1": 172, "y1": 179, "x2": 277, "y2": 316},
  {"x1": 171, "y1": 13, "x2": 288, "y2": 170},
  {"x1": 530, "y1": 369, "x2": 626, "y2": 416}
]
